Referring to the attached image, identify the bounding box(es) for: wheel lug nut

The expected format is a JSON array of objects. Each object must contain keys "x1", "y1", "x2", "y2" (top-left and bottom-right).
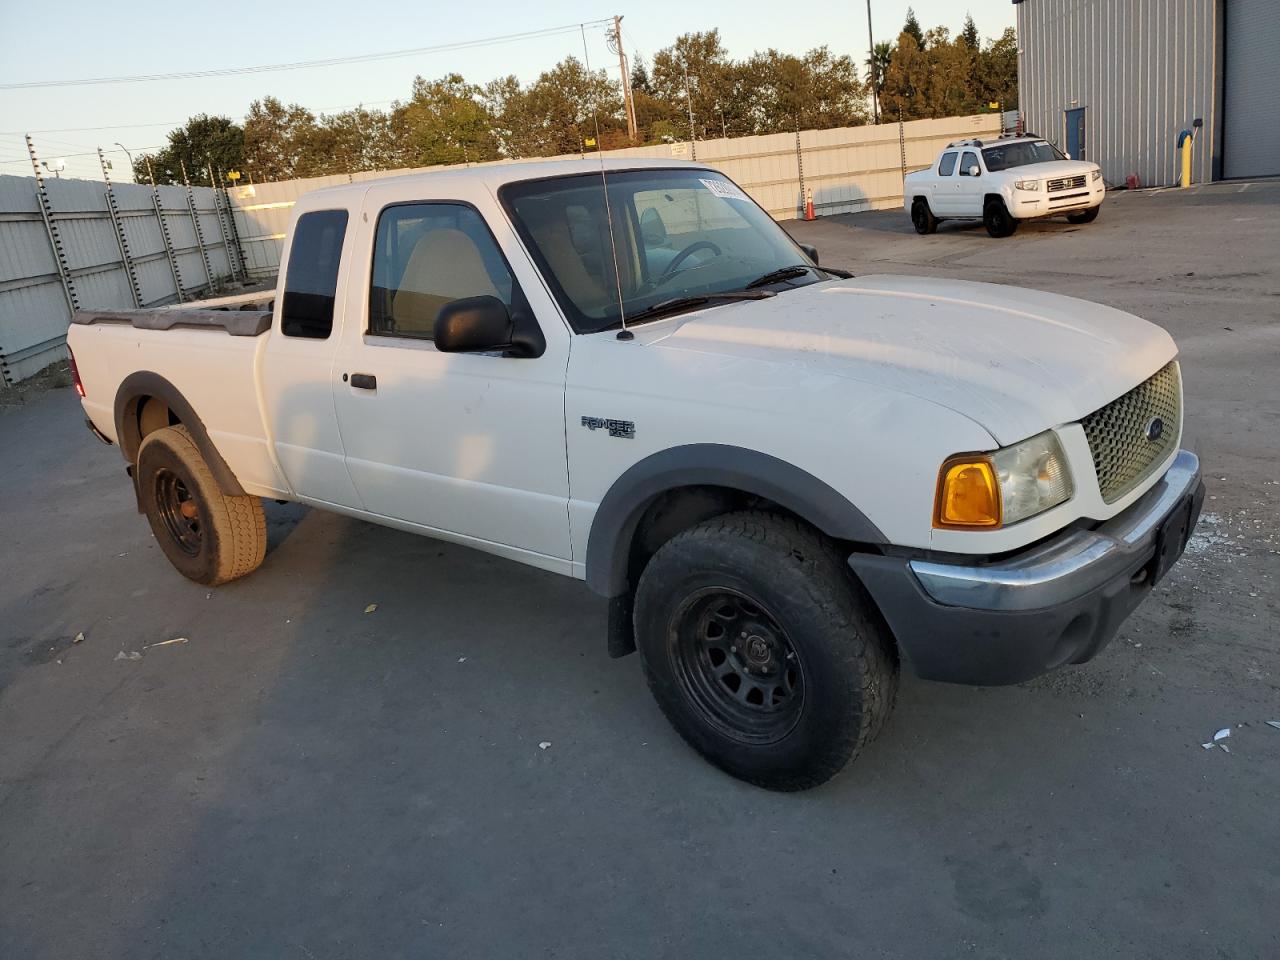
[{"x1": 730, "y1": 646, "x2": 737, "y2": 653}]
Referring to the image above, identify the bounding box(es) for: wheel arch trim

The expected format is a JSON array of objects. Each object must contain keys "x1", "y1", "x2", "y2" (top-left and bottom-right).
[
  {"x1": 113, "y1": 371, "x2": 247, "y2": 497},
  {"x1": 584, "y1": 443, "x2": 886, "y2": 598}
]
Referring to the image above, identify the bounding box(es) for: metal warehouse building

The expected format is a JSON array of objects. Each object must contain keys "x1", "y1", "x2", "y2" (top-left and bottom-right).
[{"x1": 1014, "y1": 0, "x2": 1279, "y2": 186}]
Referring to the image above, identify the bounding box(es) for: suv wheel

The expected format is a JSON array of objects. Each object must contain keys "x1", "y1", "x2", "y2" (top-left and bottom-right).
[
  {"x1": 911, "y1": 198, "x2": 938, "y2": 235},
  {"x1": 634, "y1": 512, "x2": 898, "y2": 791},
  {"x1": 983, "y1": 197, "x2": 1018, "y2": 238}
]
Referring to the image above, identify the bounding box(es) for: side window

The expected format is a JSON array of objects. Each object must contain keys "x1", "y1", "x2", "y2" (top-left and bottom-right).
[
  {"x1": 938, "y1": 151, "x2": 958, "y2": 177},
  {"x1": 959, "y1": 151, "x2": 980, "y2": 176},
  {"x1": 281, "y1": 209, "x2": 348, "y2": 339},
  {"x1": 369, "y1": 203, "x2": 518, "y2": 340}
]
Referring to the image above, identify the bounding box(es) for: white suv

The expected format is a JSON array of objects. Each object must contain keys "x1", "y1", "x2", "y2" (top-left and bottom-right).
[{"x1": 905, "y1": 135, "x2": 1105, "y2": 238}]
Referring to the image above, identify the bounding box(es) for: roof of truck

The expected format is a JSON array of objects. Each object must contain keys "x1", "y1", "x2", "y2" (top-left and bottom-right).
[{"x1": 301, "y1": 157, "x2": 712, "y2": 204}]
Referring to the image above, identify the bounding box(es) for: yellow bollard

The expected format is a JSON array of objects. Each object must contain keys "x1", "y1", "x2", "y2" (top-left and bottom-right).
[{"x1": 1180, "y1": 137, "x2": 1193, "y2": 188}]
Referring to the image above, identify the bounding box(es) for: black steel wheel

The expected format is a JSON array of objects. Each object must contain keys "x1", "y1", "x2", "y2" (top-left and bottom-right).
[
  {"x1": 671, "y1": 588, "x2": 805, "y2": 745},
  {"x1": 634, "y1": 512, "x2": 899, "y2": 791},
  {"x1": 154, "y1": 468, "x2": 203, "y2": 557}
]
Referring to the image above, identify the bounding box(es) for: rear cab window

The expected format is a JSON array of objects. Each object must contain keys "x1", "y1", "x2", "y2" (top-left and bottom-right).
[
  {"x1": 281, "y1": 209, "x2": 348, "y2": 339},
  {"x1": 938, "y1": 152, "x2": 958, "y2": 176}
]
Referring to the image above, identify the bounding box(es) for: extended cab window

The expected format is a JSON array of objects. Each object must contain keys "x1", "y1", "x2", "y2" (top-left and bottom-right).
[
  {"x1": 369, "y1": 203, "x2": 517, "y2": 340},
  {"x1": 281, "y1": 209, "x2": 348, "y2": 339},
  {"x1": 938, "y1": 151, "x2": 958, "y2": 176},
  {"x1": 959, "y1": 151, "x2": 980, "y2": 176}
]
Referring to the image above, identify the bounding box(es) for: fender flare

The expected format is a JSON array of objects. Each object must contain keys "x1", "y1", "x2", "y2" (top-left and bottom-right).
[
  {"x1": 584, "y1": 443, "x2": 885, "y2": 598},
  {"x1": 113, "y1": 371, "x2": 247, "y2": 497}
]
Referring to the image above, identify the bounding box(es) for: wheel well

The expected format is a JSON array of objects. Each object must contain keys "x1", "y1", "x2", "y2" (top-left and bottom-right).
[
  {"x1": 984, "y1": 193, "x2": 1005, "y2": 208},
  {"x1": 137, "y1": 396, "x2": 182, "y2": 443},
  {"x1": 625, "y1": 485, "x2": 841, "y2": 596},
  {"x1": 911, "y1": 195, "x2": 927, "y2": 208}
]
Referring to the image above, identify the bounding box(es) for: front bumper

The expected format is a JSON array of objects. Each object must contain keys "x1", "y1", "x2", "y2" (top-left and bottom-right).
[
  {"x1": 849, "y1": 450, "x2": 1204, "y2": 685},
  {"x1": 1014, "y1": 181, "x2": 1105, "y2": 218}
]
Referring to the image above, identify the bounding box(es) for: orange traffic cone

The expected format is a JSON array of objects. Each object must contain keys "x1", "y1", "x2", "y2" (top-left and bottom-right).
[{"x1": 804, "y1": 186, "x2": 815, "y2": 221}]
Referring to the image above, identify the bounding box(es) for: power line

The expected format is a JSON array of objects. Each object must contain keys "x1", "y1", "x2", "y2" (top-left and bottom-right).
[{"x1": 1, "y1": 21, "x2": 612, "y2": 90}]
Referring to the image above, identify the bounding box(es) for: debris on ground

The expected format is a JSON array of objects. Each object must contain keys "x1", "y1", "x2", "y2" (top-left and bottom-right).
[
  {"x1": 539, "y1": 741, "x2": 551, "y2": 750},
  {"x1": 114, "y1": 651, "x2": 142, "y2": 661},
  {"x1": 1267, "y1": 721, "x2": 1280, "y2": 731},
  {"x1": 364, "y1": 603, "x2": 378, "y2": 614},
  {"x1": 1214, "y1": 727, "x2": 1231, "y2": 742},
  {"x1": 458, "y1": 656, "x2": 467, "y2": 663},
  {"x1": 74, "y1": 632, "x2": 85, "y2": 644},
  {"x1": 145, "y1": 637, "x2": 188, "y2": 649}
]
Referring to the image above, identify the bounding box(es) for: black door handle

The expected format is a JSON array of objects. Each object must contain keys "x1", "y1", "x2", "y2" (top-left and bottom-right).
[{"x1": 349, "y1": 373, "x2": 377, "y2": 390}]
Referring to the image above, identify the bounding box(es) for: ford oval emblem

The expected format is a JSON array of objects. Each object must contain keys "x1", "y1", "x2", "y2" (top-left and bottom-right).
[{"x1": 1145, "y1": 417, "x2": 1165, "y2": 442}]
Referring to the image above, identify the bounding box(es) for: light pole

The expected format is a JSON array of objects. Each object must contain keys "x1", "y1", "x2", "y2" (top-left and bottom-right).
[{"x1": 114, "y1": 142, "x2": 135, "y2": 182}]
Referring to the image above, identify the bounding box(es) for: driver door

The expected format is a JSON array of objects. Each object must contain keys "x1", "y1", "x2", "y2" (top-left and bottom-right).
[{"x1": 330, "y1": 185, "x2": 573, "y2": 569}]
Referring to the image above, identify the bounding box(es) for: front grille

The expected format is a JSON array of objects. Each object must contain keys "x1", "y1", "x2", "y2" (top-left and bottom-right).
[
  {"x1": 1048, "y1": 175, "x2": 1087, "y2": 192},
  {"x1": 1080, "y1": 362, "x2": 1181, "y2": 503}
]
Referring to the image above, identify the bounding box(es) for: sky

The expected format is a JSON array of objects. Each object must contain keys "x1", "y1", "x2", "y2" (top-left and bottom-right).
[{"x1": 0, "y1": 0, "x2": 1015, "y2": 182}]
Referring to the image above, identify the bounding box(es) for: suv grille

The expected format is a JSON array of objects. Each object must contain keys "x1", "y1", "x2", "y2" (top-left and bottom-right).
[
  {"x1": 1048, "y1": 175, "x2": 1087, "y2": 192},
  {"x1": 1081, "y1": 362, "x2": 1182, "y2": 503}
]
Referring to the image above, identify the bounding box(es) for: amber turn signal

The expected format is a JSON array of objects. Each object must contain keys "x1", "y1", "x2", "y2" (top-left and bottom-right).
[{"x1": 934, "y1": 457, "x2": 1002, "y2": 529}]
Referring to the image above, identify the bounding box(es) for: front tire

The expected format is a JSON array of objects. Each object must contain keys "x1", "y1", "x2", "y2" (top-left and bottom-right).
[
  {"x1": 983, "y1": 197, "x2": 1018, "y2": 237},
  {"x1": 634, "y1": 512, "x2": 898, "y2": 791},
  {"x1": 911, "y1": 198, "x2": 938, "y2": 235},
  {"x1": 1067, "y1": 206, "x2": 1100, "y2": 224},
  {"x1": 137, "y1": 425, "x2": 266, "y2": 586}
]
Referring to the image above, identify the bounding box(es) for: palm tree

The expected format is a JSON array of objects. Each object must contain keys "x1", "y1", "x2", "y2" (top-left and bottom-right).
[{"x1": 865, "y1": 42, "x2": 894, "y2": 124}]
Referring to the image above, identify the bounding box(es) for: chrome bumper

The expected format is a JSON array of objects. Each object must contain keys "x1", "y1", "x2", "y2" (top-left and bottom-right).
[{"x1": 911, "y1": 450, "x2": 1202, "y2": 611}]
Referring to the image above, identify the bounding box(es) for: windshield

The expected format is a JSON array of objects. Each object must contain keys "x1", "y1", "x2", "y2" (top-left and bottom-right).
[
  {"x1": 500, "y1": 169, "x2": 823, "y2": 333},
  {"x1": 981, "y1": 140, "x2": 1067, "y2": 171}
]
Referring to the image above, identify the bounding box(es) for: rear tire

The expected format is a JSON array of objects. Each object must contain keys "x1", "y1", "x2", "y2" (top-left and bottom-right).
[
  {"x1": 911, "y1": 198, "x2": 938, "y2": 235},
  {"x1": 984, "y1": 197, "x2": 1018, "y2": 238},
  {"x1": 137, "y1": 425, "x2": 266, "y2": 586},
  {"x1": 1067, "y1": 206, "x2": 1100, "y2": 224},
  {"x1": 634, "y1": 511, "x2": 898, "y2": 791}
]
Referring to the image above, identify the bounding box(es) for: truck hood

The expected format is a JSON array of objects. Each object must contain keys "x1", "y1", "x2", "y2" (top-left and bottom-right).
[{"x1": 645, "y1": 275, "x2": 1177, "y2": 445}]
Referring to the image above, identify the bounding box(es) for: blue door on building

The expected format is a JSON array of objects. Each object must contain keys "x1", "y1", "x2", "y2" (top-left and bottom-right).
[{"x1": 1065, "y1": 107, "x2": 1086, "y2": 160}]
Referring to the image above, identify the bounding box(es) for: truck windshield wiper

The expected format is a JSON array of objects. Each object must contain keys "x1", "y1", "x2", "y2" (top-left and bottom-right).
[
  {"x1": 743, "y1": 265, "x2": 814, "y2": 288},
  {"x1": 620, "y1": 290, "x2": 776, "y2": 326}
]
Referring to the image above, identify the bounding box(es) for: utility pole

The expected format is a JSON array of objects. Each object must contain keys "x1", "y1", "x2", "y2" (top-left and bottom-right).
[
  {"x1": 866, "y1": 0, "x2": 879, "y2": 125},
  {"x1": 609, "y1": 15, "x2": 638, "y2": 143}
]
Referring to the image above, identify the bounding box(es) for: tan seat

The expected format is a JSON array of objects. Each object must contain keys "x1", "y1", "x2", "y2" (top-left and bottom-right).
[
  {"x1": 531, "y1": 218, "x2": 614, "y2": 316},
  {"x1": 391, "y1": 227, "x2": 502, "y2": 336}
]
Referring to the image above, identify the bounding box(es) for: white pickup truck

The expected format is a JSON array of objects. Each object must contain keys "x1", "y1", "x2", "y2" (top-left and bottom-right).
[
  {"x1": 69, "y1": 159, "x2": 1202, "y2": 790},
  {"x1": 905, "y1": 135, "x2": 1106, "y2": 237}
]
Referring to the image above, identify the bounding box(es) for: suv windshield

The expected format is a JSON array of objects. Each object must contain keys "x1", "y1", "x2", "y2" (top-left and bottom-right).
[
  {"x1": 501, "y1": 169, "x2": 824, "y2": 333},
  {"x1": 981, "y1": 140, "x2": 1067, "y2": 171}
]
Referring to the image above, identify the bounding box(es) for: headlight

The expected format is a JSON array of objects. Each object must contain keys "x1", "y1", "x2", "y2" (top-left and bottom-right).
[
  {"x1": 1091, "y1": 169, "x2": 1102, "y2": 182},
  {"x1": 934, "y1": 431, "x2": 1074, "y2": 529},
  {"x1": 1014, "y1": 179, "x2": 1040, "y2": 191}
]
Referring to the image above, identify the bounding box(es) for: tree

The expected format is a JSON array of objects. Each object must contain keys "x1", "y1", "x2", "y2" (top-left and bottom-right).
[
  {"x1": 976, "y1": 27, "x2": 1019, "y2": 110},
  {"x1": 630, "y1": 56, "x2": 653, "y2": 95},
  {"x1": 902, "y1": 7, "x2": 925, "y2": 47},
  {"x1": 486, "y1": 58, "x2": 620, "y2": 157},
  {"x1": 879, "y1": 32, "x2": 932, "y2": 121},
  {"x1": 746, "y1": 47, "x2": 869, "y2": 133},
  {"x1": 391, "y1": 73, "x2": 500, "y2": 166},
  {"x1": 242, "y1": 97, "x2": 317, "y2": 181},
  {"x1": 960, "y1": 13, "x2": 980, "y2": 50},
  {"x1": 135, "y1": 114, "x2": 244, "y2": 185},
  {"x1": 651, "y1": 31, "x2": 738, "y2": 140},
  {"x1": 865, "y1": 41, "x2": 894, "y2": 123}
]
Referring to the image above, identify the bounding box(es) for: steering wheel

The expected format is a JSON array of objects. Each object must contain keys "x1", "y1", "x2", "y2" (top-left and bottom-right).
[{"x1": 658, "y1": 240, "x2": 723, "y2": 284}]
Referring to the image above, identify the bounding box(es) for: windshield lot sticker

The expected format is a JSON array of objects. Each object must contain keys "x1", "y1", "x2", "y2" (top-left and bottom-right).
[{"x1": 699, "y1": 178, "x2": 749, "y2": 201}]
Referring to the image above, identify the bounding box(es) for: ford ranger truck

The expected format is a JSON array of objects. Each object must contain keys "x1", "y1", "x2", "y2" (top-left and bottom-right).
[
  {"x1": 905, "y1": 134, "x2": 1105, "y2": 237},
  {"x1": 67, "y1": 159, "x2": 1203, "y2": 790}
]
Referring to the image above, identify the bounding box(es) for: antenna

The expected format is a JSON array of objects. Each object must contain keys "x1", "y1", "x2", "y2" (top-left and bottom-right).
[{"x1": 581, "y1": 23, "x2": 632, "y2": 340}]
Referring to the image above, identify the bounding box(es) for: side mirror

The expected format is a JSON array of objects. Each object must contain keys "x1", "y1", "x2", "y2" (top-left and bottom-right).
[
  {"x1": 966, "y1": 164, "x2": 981, "y2": 177},
  {"x1": 435, "y1": 296, "x2": 513, "y2": 354},
  {"x1": 798, "y1": 243, "x2": 820, "y2": 265}
]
